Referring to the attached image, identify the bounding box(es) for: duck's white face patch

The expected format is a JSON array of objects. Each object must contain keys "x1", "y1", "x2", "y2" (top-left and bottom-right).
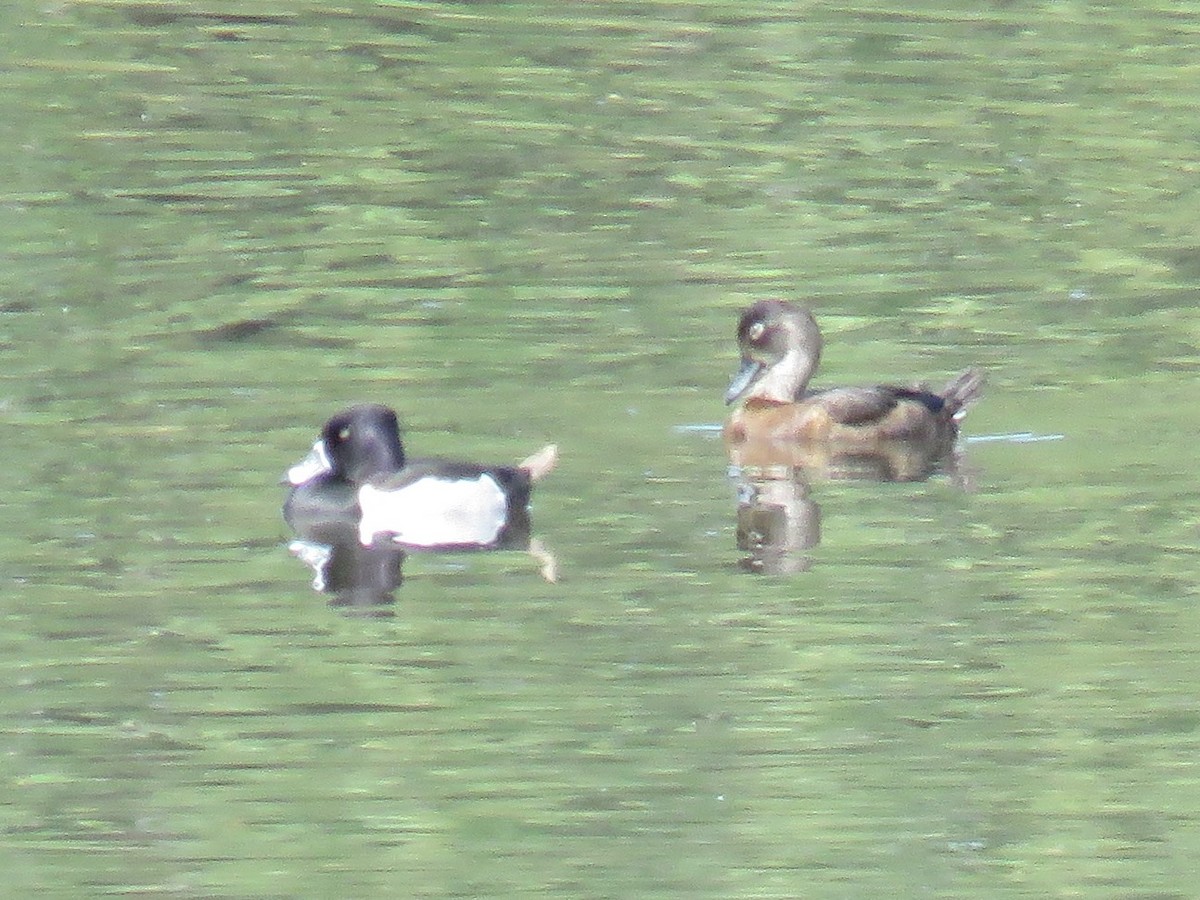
[
  {"x1": 286, "y1": 440, "x2": 332, "y2": 486},
  {"x1": 358, "y1": 474, "x2": 507, "y2": 548}
]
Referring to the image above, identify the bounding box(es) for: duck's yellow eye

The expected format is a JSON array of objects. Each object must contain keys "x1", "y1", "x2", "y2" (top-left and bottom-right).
[
  {"x1": 748, "y1": 321, "x2": 766, "y2": 342},
  {"x1": 338, "y1": 426, "x2": 352, "y2": 442}
]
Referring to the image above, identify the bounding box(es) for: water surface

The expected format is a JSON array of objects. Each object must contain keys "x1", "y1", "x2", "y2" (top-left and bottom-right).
[{"x1": 2, "y1": 1, "x2": 1199, "y2": 897}]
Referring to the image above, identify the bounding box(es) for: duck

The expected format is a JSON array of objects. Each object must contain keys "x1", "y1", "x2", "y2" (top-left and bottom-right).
[
  {"x1": 284, "y1": 404, "x2": 557, "y2": 550},
  {"x1": 724, "y1": 300, "x2": 982, "y2": 471}
]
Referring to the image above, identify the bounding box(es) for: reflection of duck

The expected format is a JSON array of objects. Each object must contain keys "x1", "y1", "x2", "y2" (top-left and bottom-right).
[
  {"x1": 284, "y1": 404, "x2": 557, "y2": 555},
  {"x1": 734, "y1": 469, "x2": 820, "y2": 575},
  {"x1": 729, "y1": 439, "x2": 968, "y2": 483},
  {"x1": 724, "y1": 301, "x2": 982, "y2": 479},
  {"x1": 289, "y1": 532, "x2": 405, "y2": 615}
]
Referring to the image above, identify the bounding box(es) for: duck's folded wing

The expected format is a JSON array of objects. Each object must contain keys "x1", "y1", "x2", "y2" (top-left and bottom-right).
[{"x1": 806, "y1": 386, "x2": 906, "y2": 426}]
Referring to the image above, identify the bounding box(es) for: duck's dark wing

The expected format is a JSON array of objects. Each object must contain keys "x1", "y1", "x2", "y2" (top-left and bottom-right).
[
  {"x1": 805, "y1": 385, "x2": 947, "y2": 426},
  {"x1": 377, "y1": 457, "x2": 524, "y2": 488}
]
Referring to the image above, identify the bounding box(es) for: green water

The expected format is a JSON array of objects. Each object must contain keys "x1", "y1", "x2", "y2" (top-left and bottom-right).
[{"x1": 2, "y1": 1, "x2": 1199, "y2": 896}]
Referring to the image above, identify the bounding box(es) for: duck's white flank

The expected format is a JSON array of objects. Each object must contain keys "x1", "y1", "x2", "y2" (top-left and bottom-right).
[
  {"x1": 286, "y1": 440, "x2": 332, "y2": 486},
  {"x1": 357, "y1": 474, "x2": 508, "y2": 547}
]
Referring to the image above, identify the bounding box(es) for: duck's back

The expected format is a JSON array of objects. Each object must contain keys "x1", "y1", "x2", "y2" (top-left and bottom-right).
[{"x1": 727, "y1": 383, "x2": 963, "y2": 447}]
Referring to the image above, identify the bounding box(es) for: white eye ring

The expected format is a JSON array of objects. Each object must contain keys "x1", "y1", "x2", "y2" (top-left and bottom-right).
[{"x1": 747, "y1": 322, "x2": 766, "y2": 341}]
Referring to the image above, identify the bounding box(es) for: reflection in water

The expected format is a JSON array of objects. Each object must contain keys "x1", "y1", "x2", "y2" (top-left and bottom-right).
[
  {"x1": 734, "y1": 468, "x2": 820, "y2": 575},
  {"x1": 285, "y1": 487, "x2": 556, "y2": 613},
  {"x1": 728, "y1": 436, "x2": 968, "y2": 483},
  {"x1": 290, "y1": 541, "x2": 405, "y2": 614},
  {"x1": 730, "y1": 444, "x2": 973, "y2": 575},
  {"x1": 287, "y1": 515, "x2": 405, "y2": 615}
]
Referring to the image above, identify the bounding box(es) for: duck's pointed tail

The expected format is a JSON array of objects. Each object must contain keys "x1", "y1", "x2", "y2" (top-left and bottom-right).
[
  {"x1": 519, "y1": 444, "x2": 559, "y2": 482},
  {"x1": 940, "y1": 368, "x2": 984, "y2": 421}
]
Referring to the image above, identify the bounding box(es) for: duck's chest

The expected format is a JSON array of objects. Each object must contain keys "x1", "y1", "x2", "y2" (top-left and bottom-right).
[{"x1": 726, "y1": 402, "x2": 834, "y2": 444}]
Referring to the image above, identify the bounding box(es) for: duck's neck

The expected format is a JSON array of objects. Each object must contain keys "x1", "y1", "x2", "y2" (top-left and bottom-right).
[
  {"x1": 347, "y1": 436, "x2": 405, "y2": 483},
  {"x1": 754, "y1": 348, "x2": 817, "y2": 403}
]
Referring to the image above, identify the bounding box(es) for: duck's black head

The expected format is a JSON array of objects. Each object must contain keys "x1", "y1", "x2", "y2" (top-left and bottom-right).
[{"x1": 320, "y1": 404, "x2": 407, "y2": 484}]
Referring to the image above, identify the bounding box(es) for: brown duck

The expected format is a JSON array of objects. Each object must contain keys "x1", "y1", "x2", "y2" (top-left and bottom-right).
[{"x1": 724, "y1": 300, "x2": 983, "y2": 478}]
